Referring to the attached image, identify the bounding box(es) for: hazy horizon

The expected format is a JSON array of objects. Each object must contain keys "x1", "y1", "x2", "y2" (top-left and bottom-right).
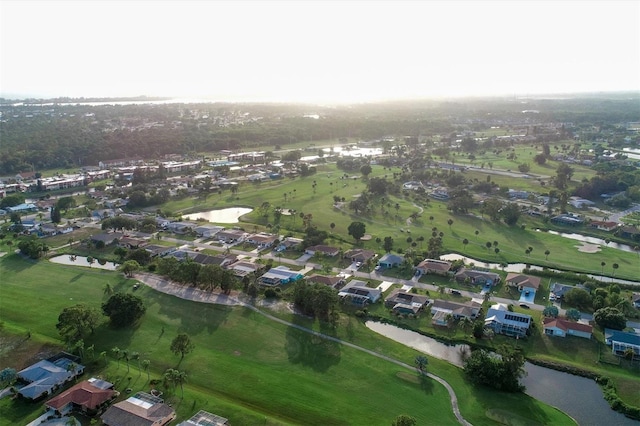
[{"x1": 2, "y1": 1, "x2": 639, "y2": 103}]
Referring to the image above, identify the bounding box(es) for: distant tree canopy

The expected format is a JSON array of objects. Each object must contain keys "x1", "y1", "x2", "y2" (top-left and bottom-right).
[
  {"x1": 594, "y1": 307, "x2": 626, "y2": 330},
  {"x1": 293, "y1": 281, "x2": 339, "y2": 323},
  {"x1": 57, "y1": 304, "x2": 104, "y2": 343}
]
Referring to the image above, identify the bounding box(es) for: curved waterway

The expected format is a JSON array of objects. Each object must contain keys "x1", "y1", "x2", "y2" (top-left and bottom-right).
[
  {"x1": 439, "y1": 253, "x2": 640, "y2": 286},
  {"x1": 365, "y1": 321, "x2": 638, "y2": 426}
]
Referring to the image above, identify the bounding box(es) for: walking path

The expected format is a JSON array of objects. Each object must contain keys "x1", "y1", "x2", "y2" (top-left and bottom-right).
[{"x1": 134, "y1": 272, "x2": 472, "y2": 426}]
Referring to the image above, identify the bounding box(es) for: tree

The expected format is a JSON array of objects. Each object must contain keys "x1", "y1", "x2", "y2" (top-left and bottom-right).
[
  {"x1": 414, "y1": 355, "x2": 428, "y2": 372},
  {"x1": 464, "y1": 346, "x2": 525, "y2": 392},
  {"x1": 594, "y1": 307, "x2": 626, "y2": 330},
  {"x1": 542, "y1": 305, "x2": 559, "y2": 318},
  {"x1": 360, "y1": 164, "x2": 372, "y2": 178},
  {"x1": 500, "y1": 203, "x2": 521, "y2": 226},
  {"x1": 102, "y1": 293, "x2": 146, "y2": 328},
  {"x1": 565, "y1": 308, "x2": 581, "y2": 321},
  {"x1": 392, "y1": 415, "x2": 417, "y2": 426},
  {"x1": 612, "y1": 263, "x2": 619, "y2": 276},
  {"x1": 141, "y1": 359, "x2": 151, "y2": 381},
  {"x1": 544, "y1": 249, "x2": 550, "y2": 260},
  {"x1": 348, "y1": 221, "x2": 366, "y2": 241},
  {"x1": 600, "y1": 261, "x2": 606, "y2": 274},
  {"x1": 462, "y1": 238, "x2": 469, "y2": 251},
  {"x1": 534, "y1": 153, "x2": 547, "y2": 165},
  {"x1": 0, "y1": 368, "x2": 17, "y2": 388},
  {"x1": 383, "y1": 236, "x2": 394, "y2": 253},
  {"x1": 170, "y1": 333, "x2": 195, "y2": 361},
  {"x1": 447, "y1": 218, "x2": 453, "y2": 229},
  {"x1": 563, "y1": 288, "x2": 592, "y2": 310},
  {"x1": 57, "y1": 196, "x2": 76, "y2": 212},
  {"x1": 120, "y1": 260, "x2": 140, "y2": 278},
  {"x1": 56, "y1": 304, "x2": 103, "y2": 343},
  {"x1": 50, "y1": 206, "x2": 61, "y2": 223}
]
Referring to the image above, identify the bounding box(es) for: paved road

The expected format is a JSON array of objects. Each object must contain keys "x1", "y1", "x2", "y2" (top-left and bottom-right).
[{"x1": 135, "y1": 271, "x2": 472, "y2": 426}]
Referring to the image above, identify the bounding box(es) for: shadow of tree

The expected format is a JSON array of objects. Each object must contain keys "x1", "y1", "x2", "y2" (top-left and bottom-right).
[{"x1": 285, "y1": 317, "x2": 341, "y2": 372}]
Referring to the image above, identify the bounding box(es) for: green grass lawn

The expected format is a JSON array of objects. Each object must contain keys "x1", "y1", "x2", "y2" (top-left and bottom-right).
[{"x1": 0, "y1": 254, "x2": 575, "y2": 426}]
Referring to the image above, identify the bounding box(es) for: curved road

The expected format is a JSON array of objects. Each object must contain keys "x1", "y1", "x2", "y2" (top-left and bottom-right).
[{"x1": 135, "y1": 272, "x2": 472, "y2": 426}]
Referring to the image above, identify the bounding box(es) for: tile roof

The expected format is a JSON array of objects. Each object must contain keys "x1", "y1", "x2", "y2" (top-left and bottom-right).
[{"x1": 46, "y1": 380, "x2": 115, "y2": 411}]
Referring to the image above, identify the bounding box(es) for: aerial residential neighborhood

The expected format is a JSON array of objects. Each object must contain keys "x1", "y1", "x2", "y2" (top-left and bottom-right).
[{"x1": 1, "y1": 2, "x2": 640, "y2": 423}]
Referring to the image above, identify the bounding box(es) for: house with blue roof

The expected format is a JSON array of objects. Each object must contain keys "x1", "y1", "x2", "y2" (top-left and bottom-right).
[
  {"x1": 605, "y1": 329, "x2": 640, "y2": 360},
  {"x1": 17, "y1": 353, "x2": 84, "y2": 400}
]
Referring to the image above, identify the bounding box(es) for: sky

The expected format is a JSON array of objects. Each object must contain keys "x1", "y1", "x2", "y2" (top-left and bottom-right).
[{"x1": 1, "y1": 0, "x2": 639, "y2": 103}]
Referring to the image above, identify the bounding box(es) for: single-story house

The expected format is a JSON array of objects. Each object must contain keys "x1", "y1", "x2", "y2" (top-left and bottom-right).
[
  {"x1": 484, "y1": 303, "x2": 531, "y2": 338},
  {"x1": 101, "y1": 392, "x2": 176, "y2": 426},
  {"x1": 385, "y1": 290, "x2": 429, "y2": 315},
  {"x1": 338, "y1": 280, "x2": 381, "y2": 306},
  {"x1": 505, "y1": 273, "x2": 541, "y2": 292},
  {"x1": 590, "y1": 221, "x2": 618, "y2": 232},
  {"x1": 569, "y1": 197, "x2": 595, "y2": 209},
  {"x1": 45, "y1": 378, "x2": 115, "y2": 416},
  {"x1": 227, "y1": 260, "x2": 263, "y2": 277},
  {"x1": 543, "y1": 317, "x2": 593, "y2": 339},
  {"x1": 454, "y1": 268, "x2": 501, "y2": 285},
  {"x1": 5, "y1": 203, "x2": 37, "y2": 213},
  {"x1": 343, "y1": 248, "x2": 376, "y2": 263},
  {"x1": 604, "y1": 329, "x2": 640, "y2": 359},
  {"x1": 275, "y1": 237, "x2": 303, "y2": 252},
  {"x1": 167, "y1": 222, "x2": 197, "y2": 234},
  {"x1": 305, "y1": 245, "x2": 340, "y2": 257},
  {"x1": 377, "y1": 253, "x2": 404, "y2": 269},
  {"x1": 430, "y1": 299, "x2": 481, "y2": 326},
  {"x1": 194, "y1": 225, "x2": 224, "y2": 238},
  {"x1": 119, "y1": 236, "x2": 148, "y2": 249},
  {"x1": 246, "y1": 233, "x2": 279, "y2": 248},
  {"x1": 17, "y1": 353, "x2": 84, "y2": 400},
  {"x1": 259, "y1": 266, "x2": 304, "y2": 286},
  {"x1": 306, "y1": 274, "x2": 345, "y2": 289},
  {"x1": 90, "y1": 233, "x2": 124, "y2": 246},
  {"x1": 216, "y1": 229, "x2": 247, "y2": 243},
  {"x1": 550, "y1": 214, "x2": 584, "y2": 226},
  {"x1": 619, "y1": 225, "x2": 640, "y2": 239},
  {"x1": 415, "y1": 259, "x2": 452, "y2": 276},
  {"x1": 144, "y1": 244, "x2": 175, "y2": 257},
  {"x1": 549, "y1": 282, "x2": 586, "y2": 300},
  {"x1": 177, "y1": 410, "x2": 229, "y2": 426}
]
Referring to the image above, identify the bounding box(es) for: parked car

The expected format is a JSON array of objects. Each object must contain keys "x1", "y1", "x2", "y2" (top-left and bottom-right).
[
  {"x1": 355, "y1": 262, "x2": 362, "y2": 268},
  {"x1": 450, "y1": 290, "x2": 461, "y2": 296},
  {"x1": 519, "y1": 303, "x2": 530, "y2": 309}
]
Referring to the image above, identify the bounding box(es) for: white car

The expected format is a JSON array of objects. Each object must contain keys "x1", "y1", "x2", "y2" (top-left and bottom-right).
[{"x1": 355, "y1": 262, "x2": 362, "y2": 268}]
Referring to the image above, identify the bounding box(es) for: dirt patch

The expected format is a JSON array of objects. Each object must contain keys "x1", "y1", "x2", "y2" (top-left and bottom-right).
[
  {"x1": 574, "y1": 243, "x2": 601, "y2": 253},
  {"x1": 0, "y1": 331, "x2": 63, "y2": 370},
  {"x1": 360, "y1": 234, "x2": 372, "y2": 241}
]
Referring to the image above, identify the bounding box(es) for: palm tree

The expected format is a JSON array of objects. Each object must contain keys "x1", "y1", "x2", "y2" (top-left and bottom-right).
[
  {"x1": 100, "y1": 351, "x2": 108, "y2": 366},
  {"x1": 131, "y1": 351, "x2": 140, "y2": 375},
  {"x1": 612, "y1": 263, "x2": 619, "y2": 277},
  {"x1": 429, "y1": 216, "x2": 434, "y2": 224},
  {"x1": 111, "y1": 347, "x2": 121, "y2": 368},
  {"x1": 176, "y1": 370, "x2": 187, "y2": 398},
  {"x1": 601, "y1": 261, "x2": 606, "y2": 274},
  {"x1": 544, "y1": 249, "x2": 550, "y2": 260},
  {"x1": 462, "y1": 238, "x2": 469, "y2": 251},
  {"x1": 474, "y1": 229, "x2": 479, "y2": 240},
  {"x1": 494, "y1": 247, "x2": 500, "y2": 258},
  {"x1": 121, "y1": 349, "x2": 130, "y2": 373},
  {"x1": 486, "y1": 241, "x2": 492, "y2": 252},
  {"x1": 447, "y1": 219, "x2": 453, "y2": 229},
  {"x1": 141, "y1": 359, "x2": 151, "y2": 381}
]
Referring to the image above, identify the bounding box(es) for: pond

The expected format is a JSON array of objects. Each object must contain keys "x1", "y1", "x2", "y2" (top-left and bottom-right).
[
  {"x1": 439, "y1": 253, "x2": 640, "y2": 286},
  {"x1": 365, "y1": 321, "x2": 638, "y2": 426},
  {"x1": 537, "y1": 229, "x2": 636, "y2": 253},
  {"x1": 182, "y1": 207, "x2": 253, "y2": 223},
  {"x1": 49, "y1": 255, "x2": 119, "y2": 271}
]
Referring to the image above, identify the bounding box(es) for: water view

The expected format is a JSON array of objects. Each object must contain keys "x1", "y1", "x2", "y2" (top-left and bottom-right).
[
  {"x1": 365, "y1": 321, "x2": 637, "y2": 426},
  {"x1": 182, "y1": 207, "x2": 253, "y2": 223},
  {"x1": 439, "y1": 253, "x2": 640, "y2": 286},
  {"x1": 49, "y1": 255, "x2": 119, "y2": 271}
]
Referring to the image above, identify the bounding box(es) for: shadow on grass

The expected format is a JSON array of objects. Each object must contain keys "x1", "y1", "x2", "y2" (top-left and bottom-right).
[{"x1": 285, "y1": 316, "x2": 341, "y2": 372}]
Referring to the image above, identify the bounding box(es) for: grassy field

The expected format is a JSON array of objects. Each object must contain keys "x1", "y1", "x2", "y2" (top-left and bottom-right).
[
  {"x1": 0, "y1": 254, "x2": 575, "y2": 426},
  {"x1": 152, "y1": 163, "x2": 639, "y2": 280}
]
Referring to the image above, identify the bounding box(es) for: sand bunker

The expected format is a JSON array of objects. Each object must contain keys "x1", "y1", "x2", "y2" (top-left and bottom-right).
[{"x1": 575, "y1": 242, "x2": 601, "y2": 253}]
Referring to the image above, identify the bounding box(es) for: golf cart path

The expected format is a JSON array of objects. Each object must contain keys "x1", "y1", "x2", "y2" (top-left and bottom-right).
[{"x1": 135, "y1": 272, "x2": 472, "y2": 426}]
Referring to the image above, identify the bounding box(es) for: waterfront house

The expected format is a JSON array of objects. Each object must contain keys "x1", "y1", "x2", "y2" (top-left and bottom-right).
[
  {"x1": 543, "y1": 318, "x2": 593, "y2": 339},
  {"x1": 484, "y1": 303, "x2": 531, "y2": 338}
]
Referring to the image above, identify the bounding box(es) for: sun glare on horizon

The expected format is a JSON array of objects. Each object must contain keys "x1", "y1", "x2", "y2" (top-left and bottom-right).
[{"x1": 1, "y1": 1, "x2": 639, "y2": 102}]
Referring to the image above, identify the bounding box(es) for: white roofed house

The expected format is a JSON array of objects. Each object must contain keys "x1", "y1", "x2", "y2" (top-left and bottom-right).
[
  {"x1": 338, "y1": 280, "x2": 381, "y2": 306},
  {"x1": 484, "y1": 303, "x2": 532, "y2": 338}
]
